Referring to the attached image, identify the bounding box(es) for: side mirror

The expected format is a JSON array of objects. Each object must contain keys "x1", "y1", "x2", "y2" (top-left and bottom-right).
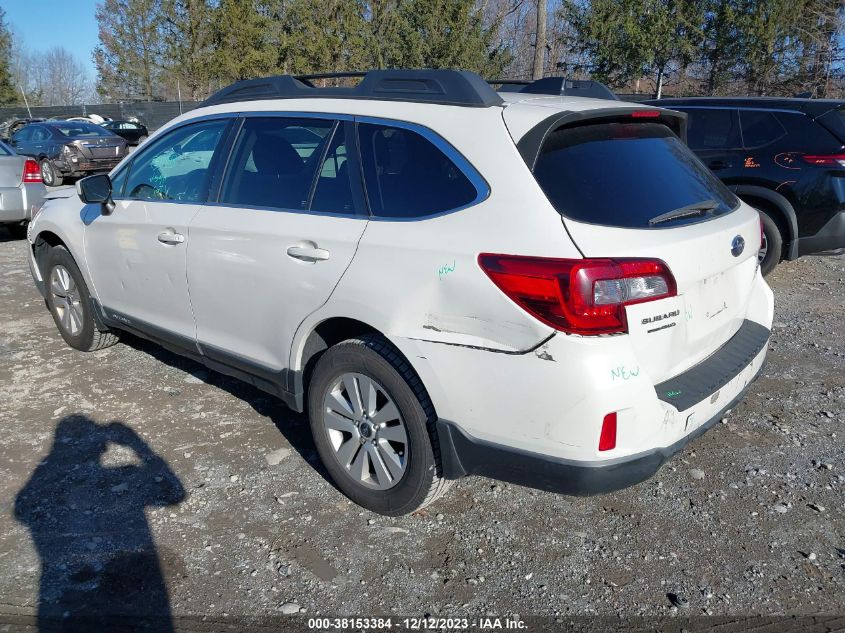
[{"x1": 76, "y1": 174, "x2": 115, "y2": 215}]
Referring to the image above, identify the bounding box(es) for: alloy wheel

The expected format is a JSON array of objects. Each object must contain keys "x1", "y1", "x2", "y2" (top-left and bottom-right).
[
  {"x1": 40, "y1": 161, "x2": 53, "y2": 186},
  {"x1": 321, "y1": 372, "x2": 408, "y2": 490},
  {"x1": 50, "y1": 265, "x2": 84, "y2": 336}
]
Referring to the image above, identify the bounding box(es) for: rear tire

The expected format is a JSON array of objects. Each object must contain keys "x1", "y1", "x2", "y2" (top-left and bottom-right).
[
  {"x1": 758, "y1": 211, "x2": 783, "y2": 277},
  {"x1": 40, "y1": 159, "x2": 63, "y2": 187},
  {"x1": 43, "y1": 246, "x2": 118, "y2": 351},
  {"x1": 307, "y1": 334, "x2": 451, "y2": 515}
]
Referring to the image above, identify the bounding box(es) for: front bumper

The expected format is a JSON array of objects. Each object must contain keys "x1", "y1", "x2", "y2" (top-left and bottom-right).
[{"x1": 437, "y1": 320, "x2": 769, "y2": 494}]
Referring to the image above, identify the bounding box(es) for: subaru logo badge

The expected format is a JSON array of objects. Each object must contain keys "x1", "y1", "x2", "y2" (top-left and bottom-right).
[{"x1": 731, "y1": 235, "x2": 745, "y2": 257}]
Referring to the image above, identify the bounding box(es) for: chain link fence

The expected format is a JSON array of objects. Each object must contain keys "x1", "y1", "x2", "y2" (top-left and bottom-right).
[{"x1": 0, "y1": 101, "x2": 202, "y2": 132}]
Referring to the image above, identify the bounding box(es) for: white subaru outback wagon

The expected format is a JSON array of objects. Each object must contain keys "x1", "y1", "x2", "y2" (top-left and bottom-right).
[{"x1": 27, "y1": 70, "x2": 773, "y2": 515}]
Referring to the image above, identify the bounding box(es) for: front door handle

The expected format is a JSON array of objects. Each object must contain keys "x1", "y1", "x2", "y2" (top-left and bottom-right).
[
  {"x1": 287, "y1": 243, "x2": 330, "y2": 262},
  {"x1": 157, "y1": 231, "x2": 185, "y2": 245},
  {"x1": 708, "y1": 159, "x2": 729, "y2": 170}
]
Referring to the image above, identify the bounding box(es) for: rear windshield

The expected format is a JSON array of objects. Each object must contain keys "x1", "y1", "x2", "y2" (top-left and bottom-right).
[
  {"x1": 533, "y1": 122, "x2": 738, "y2": 229},
  {"x1": 55, "y1": 123, "x2": 114, "y2": 138}
]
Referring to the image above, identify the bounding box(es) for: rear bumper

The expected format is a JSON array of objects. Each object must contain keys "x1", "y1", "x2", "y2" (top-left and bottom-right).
[
  {"x1": 794, "y1": 210, "x2": 845, "y2": 257},
  {"x1": 436, "y1": 319, "x2": 770, "y2": 494},
  {"x1": 437, "y1": 383, "x2": 759, "y2": 494},
  {"x1": 0, "y1": 183, "x2": 46, "y2": 223},
  {"x1": 56, "y1": 158, "x2": 122, "y2": 175}
]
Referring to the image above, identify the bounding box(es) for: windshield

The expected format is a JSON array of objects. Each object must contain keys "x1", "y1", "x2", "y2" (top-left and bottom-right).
[
  {"x1": 55, "y1": 123, "x2": 115, "y2": 138},
  {"x1": 533, "y1": 121, "x2": 738, "y2": 229}
]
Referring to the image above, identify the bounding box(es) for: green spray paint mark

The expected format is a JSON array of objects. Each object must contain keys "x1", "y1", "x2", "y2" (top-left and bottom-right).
[
  {"x1": 438, "y1": 260, "x2": 456, "y2": 280},
  {"x1": 611, "y1": 365, "x2": 640, "y2": 381}
]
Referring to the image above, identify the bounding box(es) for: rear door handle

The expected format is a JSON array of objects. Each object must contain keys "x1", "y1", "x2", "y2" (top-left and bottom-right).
[
  {"x1": 708, "y1": 160, "x2": 729, "y2": 170},
  {"x1": 287, "y1": 244, "x2": 330, "y2": 262},
  {"x1": 157, "y1": 231, "x2": 185, "y2": 245}
]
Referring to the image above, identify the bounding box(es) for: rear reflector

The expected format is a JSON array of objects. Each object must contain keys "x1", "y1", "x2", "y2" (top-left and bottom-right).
[
  {"x1": 599, "y1": 412, "x2": 617, "y2": 451},
  {"x1": 631, "y1": 110, "x2": 661, "y2": 118},
  {"x1": 22, "y1": 159, "x2": 41, "y2": 183},
  {"x1": 478, "y1": 254, "x2": 677, "y2": 335},
  {"x1": 802, "y1": 153, "x2": 845, "y2": 167}
]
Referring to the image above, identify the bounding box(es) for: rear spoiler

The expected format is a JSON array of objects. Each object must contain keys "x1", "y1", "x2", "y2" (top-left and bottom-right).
[{"x1": 515, "y1": 106, "x2": 688, "y2": 170}]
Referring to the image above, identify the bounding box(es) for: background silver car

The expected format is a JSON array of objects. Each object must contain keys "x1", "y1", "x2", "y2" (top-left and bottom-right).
[{"x1": 0, "y1": 140, "x2": 46, "y2": 239}]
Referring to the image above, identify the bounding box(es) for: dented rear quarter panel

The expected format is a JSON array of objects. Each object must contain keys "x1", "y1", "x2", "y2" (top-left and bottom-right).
[{"x1": 291, "y1": 104, "x2": 578, "y2": 369}]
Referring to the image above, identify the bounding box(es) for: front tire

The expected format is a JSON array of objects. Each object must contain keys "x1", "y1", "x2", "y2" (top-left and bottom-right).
[
  {"x1": 307, "y1": 334, "x2": 451, "y2": 515},
  {"x1": 43, "y1": 246, "x2": 118, "y2": 351},
  {"x1": 40, "y1": 159, "x2": 63, "y2": 186}
]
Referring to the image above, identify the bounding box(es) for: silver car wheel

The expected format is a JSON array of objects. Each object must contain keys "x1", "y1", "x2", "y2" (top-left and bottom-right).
[
  {"x1": 758, "y1": 232, "x2": 768, "y2": 264},
  {"x1": 40, "y1": 161, "x2": 53, "y2": 185},
  {"x1": 322, "y1": 372, "x2": 408, "y2": 490},
  {"x1": 50, "y1": 265, "x2": 83, "y2": 336}
]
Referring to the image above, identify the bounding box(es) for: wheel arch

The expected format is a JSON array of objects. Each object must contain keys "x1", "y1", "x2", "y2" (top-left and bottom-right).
[
  {"x1": 731, "y1": 185, "x2": 799, "y2": 260},
  {"x1": 291, "y1": 317, "x2": 435, "y2": 419}
]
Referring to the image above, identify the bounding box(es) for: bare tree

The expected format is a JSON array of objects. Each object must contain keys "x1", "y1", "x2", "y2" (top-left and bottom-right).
[{"x1": 532, "y1": 0, "x2": 547, "y2": 79}]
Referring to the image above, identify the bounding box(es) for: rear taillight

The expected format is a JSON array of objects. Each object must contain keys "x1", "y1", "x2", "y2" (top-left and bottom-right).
[
  {"x1": 802, "y1": 153, "x2": 845, "y2": 167},
  {"x1": 631, "y1": 110, "x2": 661, "y2": 118},
  {"x1": 478, "y1": 254, "x2": 677, "y2": 335},
  {"x1": 758, "y1": 214, "x2": 765, "y2": 250},
  {"x1": 599, "y1": 412, "x2": 617, "y2": 451},
  {"x1": 22, "y1": 159, "x2": 41, "y2": 183}
]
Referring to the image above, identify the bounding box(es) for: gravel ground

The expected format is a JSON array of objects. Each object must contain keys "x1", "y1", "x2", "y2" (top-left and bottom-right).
[{"x1": 0, "y1": 228, "x2": 843, "y2": 629}]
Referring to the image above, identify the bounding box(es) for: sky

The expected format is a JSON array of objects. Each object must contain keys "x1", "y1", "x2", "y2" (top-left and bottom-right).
[{"x1": 3, "y1": 0, "x2": 100, "y2": 76}]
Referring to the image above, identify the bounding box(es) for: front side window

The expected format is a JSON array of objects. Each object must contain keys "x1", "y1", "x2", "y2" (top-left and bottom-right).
[
  {"x1": 682, "y1": 108, "x2": 741, "y2": 151},
  {"x1": 12, "y1": 127, "x2": 32, "y2": 142},
  {"x1": 220, "y1": 117, "x2": 334, "y2": 210},
  {"x1": 358, "y1": 123, "x2": 477, "y2": 218},
  {"x1": 123, "y1": 119, "x2": 229, "y2": 202},
  {"x1": 533, "y1": 121, "x2": 738, "y2": 229}
]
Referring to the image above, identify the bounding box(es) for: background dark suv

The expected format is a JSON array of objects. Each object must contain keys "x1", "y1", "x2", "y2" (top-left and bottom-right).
[{"x1": 645, "y1": 97, "x2": 845, "y2": 275}]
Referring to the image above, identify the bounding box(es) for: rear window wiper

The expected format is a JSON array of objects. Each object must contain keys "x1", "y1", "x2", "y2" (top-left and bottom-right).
[{"x1": 648, "y1": 199, "x2": 719, "y2": 226}]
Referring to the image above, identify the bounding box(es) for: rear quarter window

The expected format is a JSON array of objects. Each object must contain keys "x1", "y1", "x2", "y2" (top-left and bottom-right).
[
  {"x1": 533, "y1": 121, "x2": 738, "y2": 229},
  {"x1": 682, "y1": 108, "x2": 741, "y2": 150},
  {"x1": 358, "y1": 123, "x2": 480, "y2": 218}
]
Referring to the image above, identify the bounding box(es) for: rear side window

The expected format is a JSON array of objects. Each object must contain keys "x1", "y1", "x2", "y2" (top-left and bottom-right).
[
  {"x1": 740, "y1": 110, "x2": 786, "y2": 148},
  {"x1": 682, "y1": 108, "x2": 741, "y2": 150},
  {"x1": 220, "y1": 117, "x2": 334, "y2": 210},
  {"x1": 533, "y1": 122, "x2": 738, "y2": 229},
  {"x1": 358, "y1": 123, "x2": 477, "y2": 218}
]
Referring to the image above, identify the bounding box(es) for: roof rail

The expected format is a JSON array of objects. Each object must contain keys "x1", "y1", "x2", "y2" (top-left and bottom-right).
[
  {"x1": 489, "y1": 77, "x2": 619, "y2": 101},
  {"x1": 201, "y1": 69, "x2": 504, "y2": 108}
]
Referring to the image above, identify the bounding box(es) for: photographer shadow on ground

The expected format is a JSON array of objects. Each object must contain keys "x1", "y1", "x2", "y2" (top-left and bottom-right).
[{"x1": 14, "y1": 415, "x2": 185, "y2": 632}]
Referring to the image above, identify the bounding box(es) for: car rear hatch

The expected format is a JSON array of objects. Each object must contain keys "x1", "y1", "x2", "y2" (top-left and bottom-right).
[{"x1": 517, "y1": 109, "x2": 763, "y2": 384}]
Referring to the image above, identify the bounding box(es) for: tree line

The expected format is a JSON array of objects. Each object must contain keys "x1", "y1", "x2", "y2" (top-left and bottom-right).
[{"x1": 0, "y1": 0, "x2": 843, "y2": 107}]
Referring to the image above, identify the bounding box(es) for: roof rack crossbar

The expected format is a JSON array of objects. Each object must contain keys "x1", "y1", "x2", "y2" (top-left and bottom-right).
[{"x1": 201, "y1": 69, "x2": 504, "y2": 108}]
